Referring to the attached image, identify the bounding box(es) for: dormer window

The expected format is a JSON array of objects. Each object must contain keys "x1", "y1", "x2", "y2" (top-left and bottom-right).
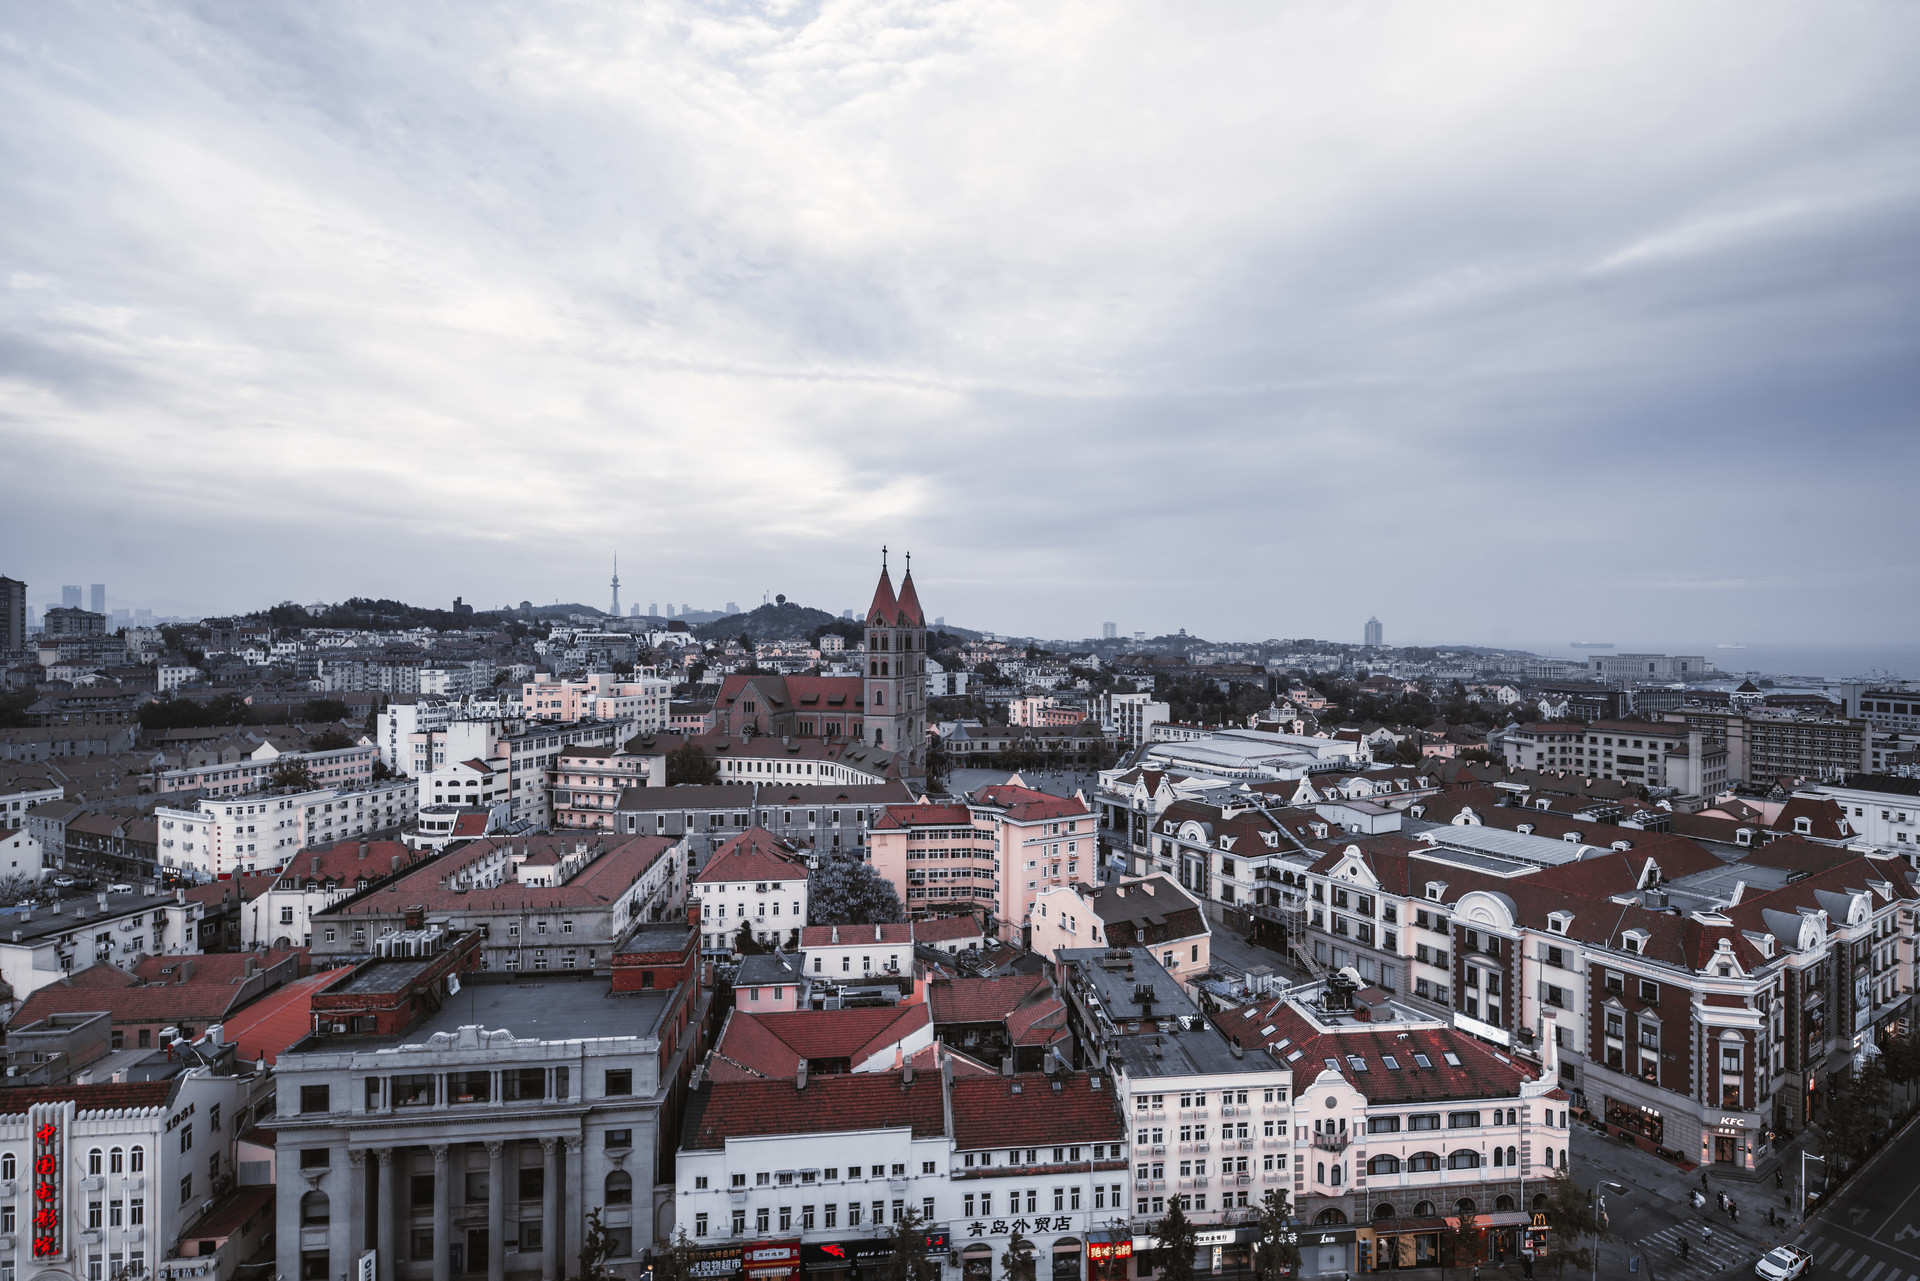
[
  {"x1": 1547, "y1": 912, "x2": 1571, "y2": 935},
  {"x1": 1621, "y1": 933, "x2": 1644, "y2": 955},
  {"x1": 1736, "y1": 829, "x2": 1753, "y2": 847},
  {"x1": 1425, "y1": 882, "x2": 1447, "y2": 902},
  {"x1": 1794, "y1": 817, "x2": 1811, "y2": 835}
]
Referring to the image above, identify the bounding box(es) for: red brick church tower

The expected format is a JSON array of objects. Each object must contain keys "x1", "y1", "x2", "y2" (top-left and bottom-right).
[{"x1": 864, "y1": 549, "x2": 927, "y2": 780}]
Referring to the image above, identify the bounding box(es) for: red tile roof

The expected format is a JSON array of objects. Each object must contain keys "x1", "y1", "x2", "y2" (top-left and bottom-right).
[
  {"x1": 913, "y1": 916, "x2": 985, "y2": 943},
  {"x1": 216, "y1": 967, "x2": 354, "y2": 1065},
  {"x1": 1223, "y1": 1005, "x2": 1535, "y2": 1104},
  {"x1": 972, "y1": 785, "x2": 1087, "y2": 822},
  {"x1": 131, "y1": 950, "x2": 303, "y2": 986},
  {"x1": 799, "y1": 923, "x2": 914, "y2": 948},
  {"x1": 695, "y1": 828, "x2": 810, "y2": 885},
  {"x1": 683, "y1": 1070, "x2": 945, "y2": 1149},
  {"x1": 275, "y1": 839, "x2": 430, "y2": 888},
  {"x1": 895, "y1": 571, "x2": 925, "y2": 627},
  {"x1": 867, "y1": 567, "x2": 900, "y2": 626},
  {"x1": 709, "y1": 1004, "x2": 932, "y2": 1080},
  {"x1": 875, "y1": 803, "x2": 974, "y2": 831},
  {"x1": 334, "y1": 833, "x2": 675, "y2": 914},
  {"x1": 0, "y1": 1081, "x2": 174, "y2": 1116},
  {"x1": 950, "y1": 1073, "x2": 1124, "y2": 1150},
  {"x1": 928, "y1": 973, "x2": 1051, "y2": 1025}
]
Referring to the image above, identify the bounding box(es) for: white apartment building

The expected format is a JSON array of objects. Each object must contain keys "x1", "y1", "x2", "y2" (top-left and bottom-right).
[
  {"x1": 1, "y1": 780, "x2": 64, "y2": 826},
  {"x1": 156, "y1": 665, "x2": 202, "y2": 693},
  {"x1": 1797, "y1": 780, "x2": 1920, "y2": 854},
  {"x1": 152, "y1": 740, "x2": 379, "y2": 799},
  {"x1": 0, "y1": 889, "x2": 209, "y2": 998},
  {"x1": 0, "y1": 1069, "x2": 268, "y2": 1281},
  {"x1": 0, "y1": 826, "x2": 45, "y2": 881},
  {"x1": 154, "y1": 779, "x2": 418, "y2": 882},
  {"x1": 691, "y1": 830, "x2": 811, "y2": 955},
  {"x1": 523, "y1": 672, "x2": 669, "y2": 734},
  {"x1": 420, "y1": 759, "x2": 511, "y2": 813},
  {"x1": 1100, "y1": 692, "x2": 1170, "y2": 749}
]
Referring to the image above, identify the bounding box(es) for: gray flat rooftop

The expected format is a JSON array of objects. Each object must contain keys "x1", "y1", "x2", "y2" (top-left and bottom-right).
[
  {"x1": 406, "y1": 978, "x2": 672, "y2": 1044},
  {"x1": 0, "y1": 891, "x2": 193, "y2": 945},
  {"x1": 1659, "y1": 859, "x2": 1799, "y2": 912},
  {"x1": 1412, "y1": 824, "x2": 1599, "y2": 867},
  {"x1": 332, "y1": 955, "x2": 443, "y2": 995},
  {"x1": 1060, "y1": 946, "x2": 1251, "y2": 1078}
]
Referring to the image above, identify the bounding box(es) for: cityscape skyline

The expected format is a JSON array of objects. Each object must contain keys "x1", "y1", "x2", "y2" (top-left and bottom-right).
[{"x1": 2, "y1": 6, "x2": 1917, "y2": 644}]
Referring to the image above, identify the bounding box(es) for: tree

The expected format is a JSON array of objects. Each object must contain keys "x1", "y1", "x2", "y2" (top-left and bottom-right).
[
  {"x1": 734, "y1": 920, "x2": 765, "y2": 956},
  {"x1": 1150, "y1": 1201, "x2": 1200, "y2": 1281},
  {"x1": 1881, "y1": 1030, "x2": 1920, "y2": 1109},
  {"x1": 569, "y1": 1206, "x2": 618, "y2": 1281},
  {"x1": 1251, "y1": 1189, "x2": 1300, "y2": 1281},
  {"x1": 308, "y1": 729, "x2": 355, "y2": 751},
  {"x1": 653, "y1": 1230, "x2": 699, "y2": 1281},
  {"x1": 1441, "y1": 1202, "x2": 1483, "y2": 1280},
  {"x1": 884, "y1": 1209, "x2": 943, "y2": 1281},
  {"x1": 667, "y1": 743, "x2": 719, "y2": 785},
  {"x1": 371, "y1": 759, "x2": 396, "y2": 782},
  {"x1": 1001, "y1": 1230, "x2": 1037, "y2": 1281},
  {"x1": 0, "y1": 875, "x2": 40, "y2": 907},
  {"x1": 298, "y1": 698, "x2": 353, "y2": 722},
  {"x1": 269, "y1": 760, "x2": 316, "y2": 791},
  {"x1": 1537, "y1": 1175, "x2": 1604, "y2": 1277},
  {"x1": 806, "y1": 856, "x2": 904, "y2": 925}
]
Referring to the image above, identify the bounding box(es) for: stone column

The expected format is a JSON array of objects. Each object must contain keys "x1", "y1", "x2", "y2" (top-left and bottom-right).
[
  {"x1": 542, "y1": 1138, "x2": 561, "y2": 1281},
  {"x1": 563, "y1": 1136, "x2": 585, "y2": 1272},
  {"x1": 432, "y1": 1145, "x2": 451, "y2": 1281},
  {"x1": 487, "y1": 1141, "x2": 507, "y2": 1281},
  {"x1": 348, "y1": 1150, "x2": 369, "y2": 1260},
  {"x1": 376, "y1": 1148, "x2": 397, "y2": 1281}
]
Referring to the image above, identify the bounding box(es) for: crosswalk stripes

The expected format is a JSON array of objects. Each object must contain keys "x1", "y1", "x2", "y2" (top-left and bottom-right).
[
  {"x1": 1818, "y1": 1242, "x2": 1843, "y2": 1265},
  {"x1": 1798, "y1": 1228, "x2": 1920, "y2": 1281},
  {"x1": 1635, "y1": 1224, "x2": 1750, "y2": 1281}
]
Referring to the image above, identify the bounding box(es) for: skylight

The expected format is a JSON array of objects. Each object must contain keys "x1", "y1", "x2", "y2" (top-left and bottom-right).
[
  {"x1": 1325, "y1": 1058, "x2": 1341, "y2": 1072},
  {"x1": 1413, "y1": 1054, "x2": 1432, "y2": 1069},
  {"x1": 1274, "y1": 1038, "x2": 1291, "y2": 1050},
  {"x1": 1286, "y1": 1049, "x2": 1303, "y2": 1062},
  {"x1": 1443, "y1": 1052, "x2": 1463, "y2": 1067},
  {"x1": 1243, "y1": 1008, "x2": 1258, "y2": 1019},
  {"x1": 1382, "y1": 1056, "x2": 1400, "y2": 1070},
  {"x1": 1261, "y1": 1025, "x2": 1277, "y2": 1036},
  {"x1": 1348, "y1": 1055, "x2": 1369, "y2": 1072}
]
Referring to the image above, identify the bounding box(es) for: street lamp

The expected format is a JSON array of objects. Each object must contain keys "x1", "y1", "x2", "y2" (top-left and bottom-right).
[{"x1": 1800, "y1": 1152, "x2": 1828, "y2": 1222}]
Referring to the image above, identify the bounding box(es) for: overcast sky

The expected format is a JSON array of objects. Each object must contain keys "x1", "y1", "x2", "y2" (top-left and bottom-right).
[{"x1": 2, "y1": 2, "x2": 1916, "y2": 645}]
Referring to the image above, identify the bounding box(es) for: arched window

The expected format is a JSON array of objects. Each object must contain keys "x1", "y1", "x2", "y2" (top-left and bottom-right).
[
  {"x1": 1559, "y1": 1149, "x2": 1568, "y2": 1171},
  {"x1": 1506, "y1": 1146, "x2": 1517, "y2": 1166},
  {"x1": 89, "y1": 1149, "x2": 103, "y2": 1176},
  {"x1": 1542, "y1": 1146, "x2": 1553, "y2": 1169},
  {"x1": 1372, "y1": 1203, "x2": 1396, "y2": 1221},
  {"x1": 110, "y1": 1148, "x2": 124, "y2": 1174},
  {"x1": 1369, "y1": 1155, "x2": 1401, "y2": 1175},
  {"x1": 1532, "y1": 1194, "x2": 1549, "y2": 1211},
  {"x1": 1331, "y1": 1165, "x2": 1343, "y2": 1186},
  {"x1": 1492, "y1": 1148, "x2": 1504, "y2": 1168},
  {"x1": 874, "y1": 690, "x2": 885, "y2": 706},
  {"x1": 1313, "y1": 1209, "x2": 1348, "y2": 1225},
  {"x1": 1508, "y1": 1108, "x2": 1518, "y2": 1125},
  {"x1": 1316, "y1": 1162, "x2": 1326, "y2": 1184},
  {"x1": 1414, "y1": 1201, "x2": 1436, "y2": 1218},
  {"x1": 129, "y1": 1146, "x2": 144, "y2": 1173},
  {"x1": 605, "y1": 1171, "x2": 632, "y2": 1206},
  {"x1": 1447, "y1": 1150, "x2": 1480, "y2": 1170},
  {"x1": 301, "y1": 1191, "x2": 330, "y2": 1226},
  {"x1": 1455, "y1": 1199, "x2": 1476, "y2": 1218},
  {"x1": 1496, "y1": 1196, "x2": 1515, "y2": 1212},
  {"x1": 1407, "y1": 1152, "x2": 1441, "y2": 1173},
  {"x1": 0, "y1": 1154, "x2": 12, "y2": 1180}
]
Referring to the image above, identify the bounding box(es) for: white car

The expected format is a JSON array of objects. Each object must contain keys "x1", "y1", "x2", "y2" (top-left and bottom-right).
[
  {"x1": 1755, "y1": 1246, "x2": 1811, "y2": 1281},
  {"x1": 106, "y1": 883, "x2": 135, "y2": 894}
]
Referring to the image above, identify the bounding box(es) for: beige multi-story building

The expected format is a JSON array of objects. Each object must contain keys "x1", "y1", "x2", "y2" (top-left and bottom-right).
[
  {"x1": 1500, "y1": 720, "x2": 1729, "y2": 795},
  {"x1": 522, "y1": 672, "x2": 669, "y2": 734},
  {"x1": 1661, "y1": 709, "x2": 1872, "y2": 786}
]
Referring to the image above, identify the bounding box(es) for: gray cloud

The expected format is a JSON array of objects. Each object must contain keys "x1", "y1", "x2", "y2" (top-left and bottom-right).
[{"x1": 0, "y1": 1, "x2": 1916, "y2": 643}]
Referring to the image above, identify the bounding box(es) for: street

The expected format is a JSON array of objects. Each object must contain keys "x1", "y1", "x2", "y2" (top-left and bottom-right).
[
  {"x1": 1568, "y1": 1111, "x2": 1800, "y2": 1281},
  {"x1": 1783, "y1": 1117, "x2": 1920, "y2": 1281}
]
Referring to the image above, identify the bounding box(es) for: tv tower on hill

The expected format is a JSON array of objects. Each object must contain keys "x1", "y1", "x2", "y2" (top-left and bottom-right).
[{"x1": 610, "y1": 553, "x2": 621, "y2": 618}]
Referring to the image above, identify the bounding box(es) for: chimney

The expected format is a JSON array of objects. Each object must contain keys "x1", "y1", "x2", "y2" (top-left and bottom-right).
[
  {"x1": 831, "y1": 926, "x2": 839, "y2": 944},
  {"x1": 1541, "y1": 1012, "x2": 1560, "y2": 1078},
  {"x1": 1141, "y1": 882, "x2": 1155, "y2": 896},
  {"x1": 1000, "y1": 1055, "x2": 1014, "y2": 1077},
  {"x1": 359, "y1": 841, "x2": 369, "y2": 860},
  {"x1": 796, "y1": 1061, "x2": 808, "y2": 1092},
  {"x1": 311, "y1": 856, "x2": 322, "y2": 875},
  {"x1": 176, "y1": 960, "x2": 194, "y2": 985},
  {"x1": 97, "y1": 892, "x2": 108, "y2": 912},
  {"x1": 875, "y1": 924, "x2": 883, "y2": 942},
  {"x1": 902, "y1": 1062, "x2": 914, "y2": 1087}
]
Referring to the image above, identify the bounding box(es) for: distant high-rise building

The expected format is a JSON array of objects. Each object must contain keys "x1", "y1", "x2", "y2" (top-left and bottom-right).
[
  {"x1": 61, "y1": 585, "x2": 81, "y2": 608},
  {"x1": 649, "y1": 602, "x2": 658, "y2": 617},
  {"x1": 682, "y1": 603, "x2": 691, "y2": 617},
  {"x1": 609, "y1": 554, "x2": 621, "y2": 618},
  {"x1": 725, "y1": 602, "x2": 739, "y2": 615},
  {"x1": 1102, "y1": 622, "x2": 1118, "y2": 640},
  {"x1": 842, "y1": 609, "x2": 854, "y2": 620},
  {"x1": 1365, "y1": 616, "x2": 1383, "y2": 647},
  {"x1": 1135, "y1": 631, "x2": 1146, "y2": 641},
  {"x1": 934, "y1": 616, "x2": 944, "y2": 629},
  {"x1": 0, "y1": 576, "x2": 26, "y2": 654},
  {"x1": 90, "y1": 584, "x2": 105, "y2": 615}
]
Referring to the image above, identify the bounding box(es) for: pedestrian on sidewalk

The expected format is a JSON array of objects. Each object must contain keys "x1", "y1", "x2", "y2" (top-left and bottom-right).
[
  {"x1": 1700, "y1": 1171, "x2": 1710, "y2": 1192},
  {"x1": 1730, "y1": 1202, "x2": 1740, "y2": 1225},
  {"x1": 1775, "y1": 1169, "x2": 1784, "y2": 1190},
  {"x1": 1680, "y1": 1240, "x2": 1691, "y2": 1262}
]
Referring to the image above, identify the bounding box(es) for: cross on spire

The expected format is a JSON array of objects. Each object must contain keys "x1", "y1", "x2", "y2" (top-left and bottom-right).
[{"x1": 882, "y1": 544, "x2": 888, "y2": 570}]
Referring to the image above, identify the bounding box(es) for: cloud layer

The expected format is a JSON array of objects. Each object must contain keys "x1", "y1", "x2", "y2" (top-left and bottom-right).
[{"x1": 2, "y1": 1, "x2": 1916, "y2": 642}]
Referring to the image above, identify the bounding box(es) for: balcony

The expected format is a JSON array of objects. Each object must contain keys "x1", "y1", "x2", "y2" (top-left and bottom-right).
[{"x1": 1310, "y1": 1132, "x2": 1351, "y2": 1153}]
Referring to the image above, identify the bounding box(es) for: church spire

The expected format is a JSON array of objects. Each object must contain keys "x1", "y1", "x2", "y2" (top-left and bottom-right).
[
  {"x1": 867, "y1": 548, "x2": 898, "y2": 625},
  {"x1": 896, "y1": 553, "x2": 924, "y2": 626}
]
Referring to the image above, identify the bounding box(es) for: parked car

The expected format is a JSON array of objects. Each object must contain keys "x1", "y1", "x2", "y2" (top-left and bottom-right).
[
  {"x1": 1756, "y1": 1246, "x2": 1811, "y2": 1281},
  {"x1": 51, "y1": 875, "x2": 76, "y2": 889},
  {"x1": 106, "y1": 883, "x2": 135, "y2": 894}
]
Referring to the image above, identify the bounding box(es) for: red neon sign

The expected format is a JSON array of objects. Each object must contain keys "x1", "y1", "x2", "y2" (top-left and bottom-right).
[{"x1": 31, "y1": 1118, "x2": 59, "y2": 1258}]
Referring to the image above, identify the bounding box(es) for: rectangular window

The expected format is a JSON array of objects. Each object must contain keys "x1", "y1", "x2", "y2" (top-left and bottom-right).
[
  {"x1": 605, "y1": 1069, "x2": 633, "y2": 1096},
  {"x1": 299, "y1": 1085, "x2": 330, "y2": 1114}
]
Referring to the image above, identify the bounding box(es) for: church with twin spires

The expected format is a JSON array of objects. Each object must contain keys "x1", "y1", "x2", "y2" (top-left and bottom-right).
[{"x1": 708, "y1": 553, "x2": 929, "y2": 783}]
